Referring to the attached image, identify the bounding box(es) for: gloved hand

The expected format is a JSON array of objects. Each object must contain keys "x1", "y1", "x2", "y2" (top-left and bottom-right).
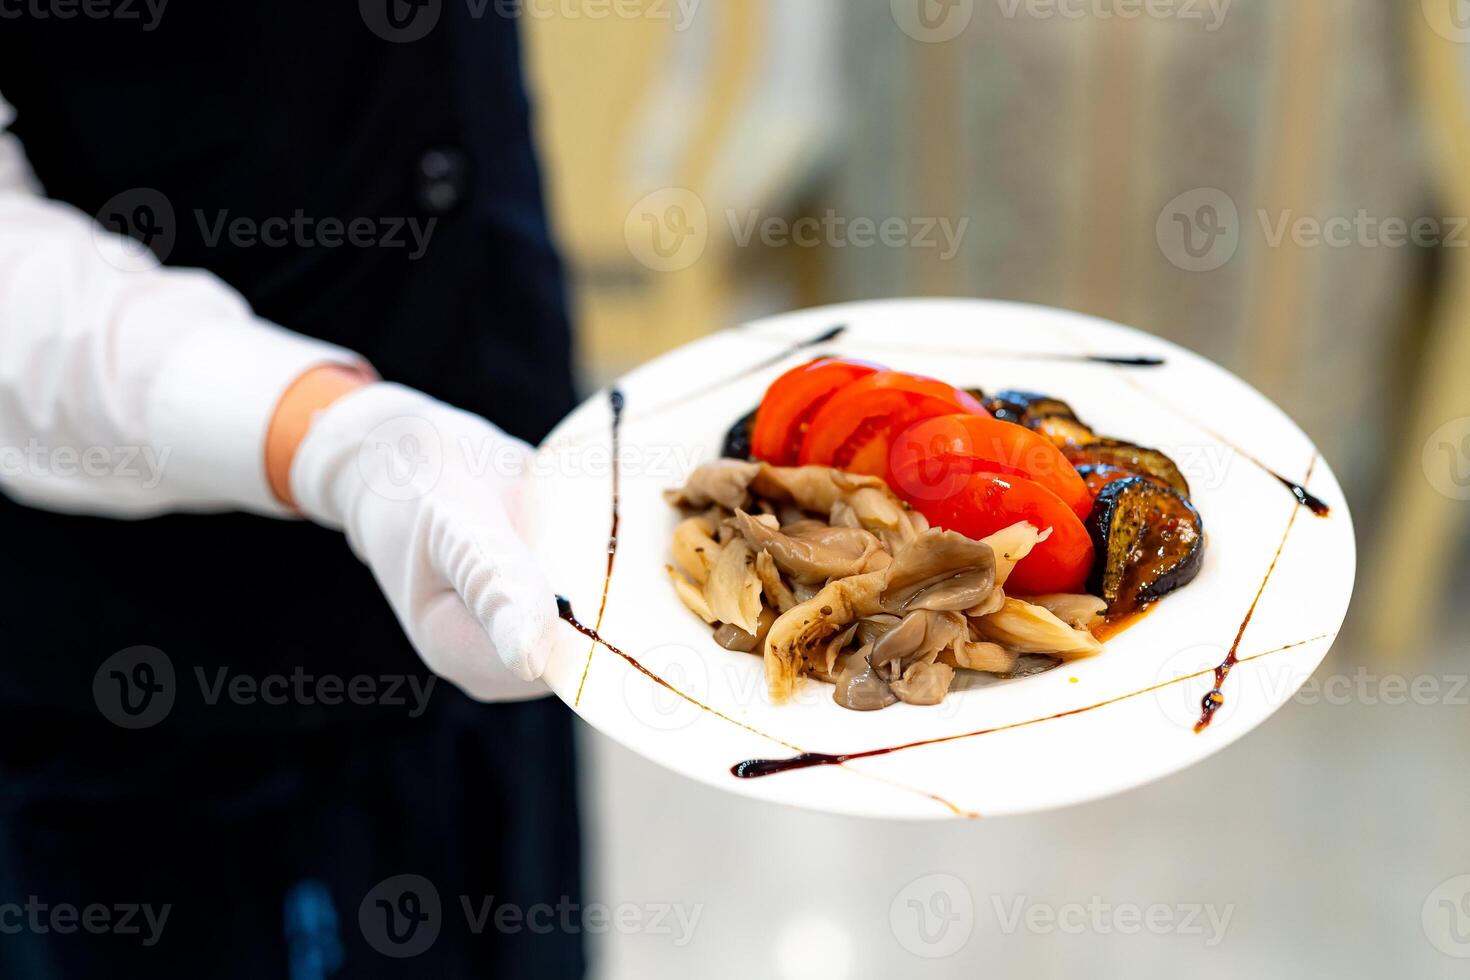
[{"x1": 290, "y1": 382, "x2": 558, "y2": 701}]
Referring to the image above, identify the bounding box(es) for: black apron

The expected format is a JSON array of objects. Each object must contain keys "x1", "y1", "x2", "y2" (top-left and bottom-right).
[{"x1": 0, "y1": 6, "x2": 583, "y2": 977}]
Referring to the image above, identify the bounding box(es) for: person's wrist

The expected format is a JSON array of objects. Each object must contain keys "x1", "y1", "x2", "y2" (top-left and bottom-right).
[{"x1": 265, "y1": 364, "x2": 376, "y2": 508}]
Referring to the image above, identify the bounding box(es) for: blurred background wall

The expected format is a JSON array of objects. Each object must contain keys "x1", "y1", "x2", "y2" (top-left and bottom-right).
[{"x1": 519, "y1": 2, "x2": 1470, "y2": 976}]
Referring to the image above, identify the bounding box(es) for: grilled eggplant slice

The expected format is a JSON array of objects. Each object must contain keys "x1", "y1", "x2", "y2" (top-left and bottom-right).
[
  {"x1": 1064, "y1": 439, "x2": 1191, "y2": 498},
  {"x1": 967, "y1": 390, "x2": 1029, "y2": 425},
  {"x1": 1032, "y1": 415, "x2": 1098, "y2": 447},
  {"x1": 989, "y1": 390, "x2": 1081, "y2": 422},
  {"x1": 1085, "y1": 477, "x2": 1203, "y2": 615},
  {"x1": 978, "y1": 389, "x2": 1081, "y2": 424},
  {"x1": 970, "y1": 389, "x2": 1097, "y2": 445},
  {"x1": 722, "y1": 407, "x2": 757, "y2": 460},
  {"x1": 1074, "y1": 462, "x2": 1172, "y2": 497}
]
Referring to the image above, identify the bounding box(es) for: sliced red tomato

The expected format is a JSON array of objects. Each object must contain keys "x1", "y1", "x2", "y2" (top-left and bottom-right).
[
  {"x1": 887, "y1": 414, "x2": 1094, "y2": 519},
  {"x1": 895, "y1": 468, "x2": 1095, "y2": 595},
  {"x1": 797, "y1": 371, "x2": 986, "y2": 477},
  {"x1": 750, "y1": 358, "x2": 881, "y2": 465}
]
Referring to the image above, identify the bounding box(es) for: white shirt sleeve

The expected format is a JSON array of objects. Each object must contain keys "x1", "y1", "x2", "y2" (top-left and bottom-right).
[{"x1": 0, "y1": 95, "x2": 368, "y2": 518}]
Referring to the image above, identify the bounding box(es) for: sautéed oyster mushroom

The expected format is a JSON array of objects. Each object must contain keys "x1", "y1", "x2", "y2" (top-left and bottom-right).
[{"x1": 666, "y1": 461, "x2": 1103, "y2": 710}]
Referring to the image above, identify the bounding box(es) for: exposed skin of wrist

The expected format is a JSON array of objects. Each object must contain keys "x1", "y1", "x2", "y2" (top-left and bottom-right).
[{"x1": 266, "y1": 364, "x2": 376, "y2": 508}]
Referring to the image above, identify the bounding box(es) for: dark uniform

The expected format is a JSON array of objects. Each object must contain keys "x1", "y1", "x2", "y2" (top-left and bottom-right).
[{"x1": 0, "y1": 4, "x2": 583, "y2": 976}]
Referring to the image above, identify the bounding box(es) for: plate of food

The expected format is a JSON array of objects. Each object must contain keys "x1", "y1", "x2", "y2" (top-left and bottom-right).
[{"x1": 534, "y1": 298, "x2": 1355, "y2": 819}]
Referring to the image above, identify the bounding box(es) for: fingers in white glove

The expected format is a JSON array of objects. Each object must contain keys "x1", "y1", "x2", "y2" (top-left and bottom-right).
[
  {"x1": 414, "y1": 590, "x2": 551, "y2": 703},
  {"x1": 423, "y1": 503, "x2": 559, "y2": 685}
]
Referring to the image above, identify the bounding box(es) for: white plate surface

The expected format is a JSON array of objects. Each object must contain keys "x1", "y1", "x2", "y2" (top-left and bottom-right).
[{"x1": 534, "y1": 299, "x2": 1356, "y2": 819}]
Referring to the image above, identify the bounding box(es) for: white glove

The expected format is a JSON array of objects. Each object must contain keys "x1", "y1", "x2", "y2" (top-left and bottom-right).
[{"x1": 290, "y1": 382, "x2": 558, "y2": 702}]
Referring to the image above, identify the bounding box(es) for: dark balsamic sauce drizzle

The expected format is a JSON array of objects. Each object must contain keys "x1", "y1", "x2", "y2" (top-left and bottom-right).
[
  {"x1": 1076, "y1": 355, "x2": 1166, "y2": 367},
  {"x1": 636, "y1": 323, "x2": 1162, "y2": 422},
  {"x1": 572, "y1": 388, "x2": 625, "y2": 707},
  {"x1": 1274, "y1": 474, "x2": 1331, "y2": 517},
  {"x1": 560, "y1": 597, "x2": 802, "y2": 750},
  {"x1": 1195, "y1": 456, "x2": 1318, "y2": 731},
  {"x1": 727, "y1": 454, "x2": 1325, "y2": 773},
  {"x1": 560, "y1": 385, "x2": 973, "y2": 811},
  {"x1": 1214, "y1": 447, "x2": 1330, "y2": 518},
  {"x1": 1110, "y1": 372, "x2": 1332, "y2": 518},
  {"x1": 756, "y1": 323, "x2": 848, "y2": 370},
  {"x1": 634, "y1": 324, "x2": 850, "y2": 420},
  {"x1": 977, "y1": 353, "x2": 1165, "y2": 367},
  {"x1": 558, "y1": 598, "x2": 973, "y2": 814},
  {"x1": 730, "y1": 633, "x2": 1334, "y2": 778}
]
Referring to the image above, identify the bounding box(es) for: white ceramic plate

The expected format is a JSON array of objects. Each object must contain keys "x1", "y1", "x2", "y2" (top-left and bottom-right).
[{"x1": 534, "y1": 299, "x2": 1356, "y2": 819}]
